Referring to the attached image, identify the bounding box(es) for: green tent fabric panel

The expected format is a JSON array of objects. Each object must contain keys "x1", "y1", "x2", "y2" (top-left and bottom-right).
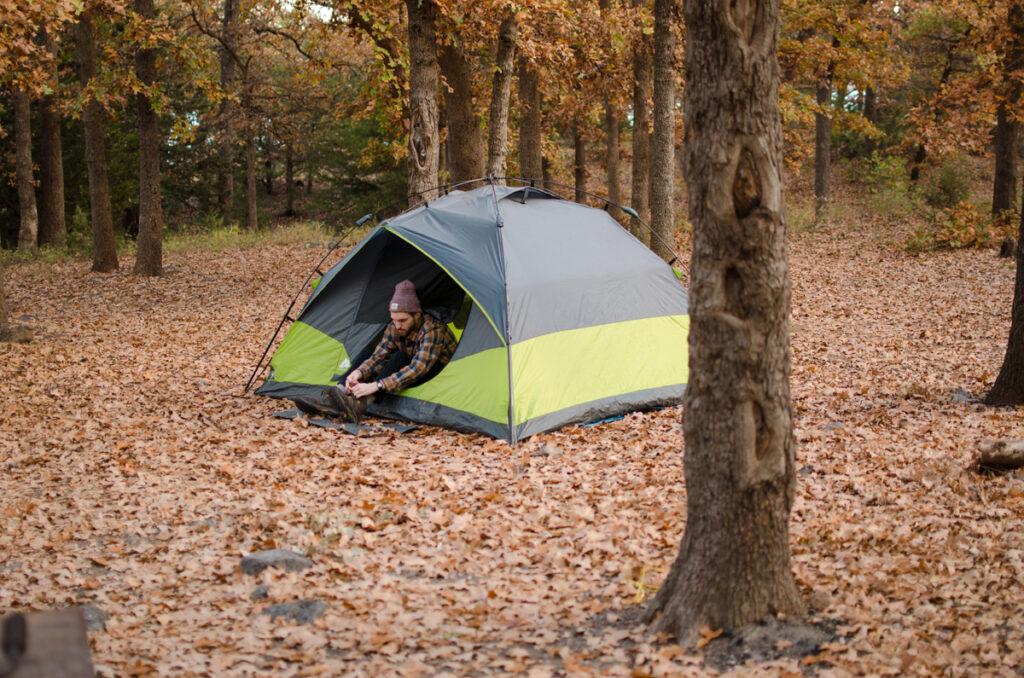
[
  {"x1": 398, "y1": 346, "x2": 510, "y2": 424},
  {"x1": 510, "y1": 314, "x2": 690, "y2": 425},
  {"x1": 267, "y1": 321, "x2": 349, "y2": 386}
]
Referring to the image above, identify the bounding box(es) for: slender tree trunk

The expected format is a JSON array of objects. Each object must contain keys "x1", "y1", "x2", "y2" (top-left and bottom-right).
[
  {"x1": 910, "y1": 41, "x2": 959, "y2": 184},
  {"x1": 645, "y1": 0, "x2": 805, "y2": 642},
  {"x1": 814, "y1": 77, "x2": 832, "y2": 222},
  {"x1": 574, "y1": 119, "x2": 587, "y2": 203},
  {"x1": 988, "y1": 156, "x2": 1024, "y2": 404},
  {"x1": 285, "y1": 146, "x2": 295, "y2": 216},
  {"x1": 993, "y1": 2, "x2": 1024, "y2": 222},
  {"x1": 863, "y1": 86, "x2": 877, "y2": 158},
  {"x1": 600, "y1": 0, "x2": 621, "y2": 218},
  {"x1": 486, "y1": 9, "x2": 517, "y2": 181},
  {"x1": 517, "y1": 58, "x2": 543, "y2": 180},
  {"x1": 405, "y1": 0, "x2": 441, "y2": 204},
  {"x1": 648, "y1": 0, "x2": 675, "y2": 261},
  {"x1": 218, "y1": 0, "x2": 238, "y2": 218},
  {"x1": 438, "y1": 40, "x2": 486, "y2": 184},
  {"x1": 13, "y1": 89, "x2": 39, "y2": 255},
  {"x1": 246, "y1": 131, "x2": 258, "y2": 230},
  {"x1": 74, "y1": 13, "x2": 119, "y2": 272},
  {"x1": 133, "y1": 0, "x2": 163, "y2": 277},
  {"x1": 994, "y1": 105, "x2": 1019, "y2": 222},
  {"x1": 37, "y1": 28, "x2": 66, "y2": 248},
  {"x1": 631, "y1": 0, "x2": 652, "y2": 239},
  {"x1": 264, "y1": 144, "x2": 274, "y2": 195}
]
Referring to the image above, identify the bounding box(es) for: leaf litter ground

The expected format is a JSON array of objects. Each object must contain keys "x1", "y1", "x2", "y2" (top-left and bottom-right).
[{"x1": 2, "y1": 225, "x2": 1024, "y2": 677}]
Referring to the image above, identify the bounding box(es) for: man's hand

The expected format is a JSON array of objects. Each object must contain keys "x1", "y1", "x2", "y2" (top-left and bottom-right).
[
  {"x1": 344, "y1": 369, "x2": 362, "y2": 391},
  {"x1": 349, "y1": 380, "x2": 380, "y2": 399}
]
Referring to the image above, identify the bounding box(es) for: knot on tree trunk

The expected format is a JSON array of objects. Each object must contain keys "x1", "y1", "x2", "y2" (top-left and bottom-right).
[{"x1": 733, "y1": 148, "x2": 761, "y2": 219}]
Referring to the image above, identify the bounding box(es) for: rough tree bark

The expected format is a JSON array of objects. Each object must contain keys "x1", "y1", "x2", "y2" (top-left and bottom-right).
[
  {"x1": 648, "y1": 0, "x2": 676, "y2": 261},
  {"x1": 37, "y1": 28, "x2": 66, "y2": 249},
  {"x1": 631, "y1": 0, "x2": 652, "y2": 238},
  {"x1": 13, "y1": 89, "x2": 39, "y2": 254},
  {"x1": 988, "y1": 6, "x2": 1024, "y2": 406},
  {"x1": 486, "y1": 9, "x2": 517, "y2": 181},
  {"x1": 217, "y1": 0, "x2": 238, "y2": 218},
  {"x1": 517, "y1": 58, "x2": 543, "y2": 180},
  {"x1": 74, "y1": 12, "x2": 119, "y2": 272},
  {"x1": 405, "y1": 0, "x2": 441, "y2": 204},
  {"x1": 644, "y1": 0, "x2": 805, "y2": 642},
  {"x1": 133, "y1": 0, "x2": 163, "y2": 277},
  {"x1": 987, "y1": 176, "x2": 1024, "y2": 404},
  {"x1": 438, "y1": 40, "x2": 485, "y2": 184}
]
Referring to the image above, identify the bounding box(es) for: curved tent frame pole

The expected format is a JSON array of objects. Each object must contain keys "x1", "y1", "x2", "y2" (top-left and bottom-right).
[{"x1": 243, "y1": 215, "x2": 374, "y2": 393}]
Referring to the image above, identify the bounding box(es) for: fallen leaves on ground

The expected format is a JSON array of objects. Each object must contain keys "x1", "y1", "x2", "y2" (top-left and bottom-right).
[{"x1": 1, "y1": 226, "x2": 1023, "y2": 676}]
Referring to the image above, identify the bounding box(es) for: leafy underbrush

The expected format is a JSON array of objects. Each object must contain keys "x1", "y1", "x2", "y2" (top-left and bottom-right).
[{"x1": 906, "y1": 201, "x2": 1016, "y2": 251}]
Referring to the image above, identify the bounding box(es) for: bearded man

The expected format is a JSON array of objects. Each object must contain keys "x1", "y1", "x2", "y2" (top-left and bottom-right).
[{"x1": 293, "y1": 279, "x2": 457, "y2": 422}]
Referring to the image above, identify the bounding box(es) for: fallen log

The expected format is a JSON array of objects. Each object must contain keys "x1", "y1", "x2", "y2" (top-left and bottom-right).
[
  {"x1": 974, "y1": 439, "x2": 1024, "y2": 473},
  {"x1": 0, "y1": 609, "x2": 94, "y2": 678}
]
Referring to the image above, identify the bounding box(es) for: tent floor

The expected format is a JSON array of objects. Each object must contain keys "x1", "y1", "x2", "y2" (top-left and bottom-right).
[{"x1": 273, "y1": 409, "x2": 419, "y2": 436}]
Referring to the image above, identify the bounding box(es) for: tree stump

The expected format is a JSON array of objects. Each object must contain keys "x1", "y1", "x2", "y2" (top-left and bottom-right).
[
  {"x1": 973, "y1": 439, "x2": 1024, "y2": 474},
  {"x1": 0, "y1": 609, "x2": 94, "y2": 677}
]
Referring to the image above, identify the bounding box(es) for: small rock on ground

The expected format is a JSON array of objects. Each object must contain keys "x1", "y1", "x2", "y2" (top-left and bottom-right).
[
  {"x1": 261, "y1": 600, "x2": 328, "y2": 625},
  {"x1": 240, "y1": 549, "x2": 313, "y2": 575}
]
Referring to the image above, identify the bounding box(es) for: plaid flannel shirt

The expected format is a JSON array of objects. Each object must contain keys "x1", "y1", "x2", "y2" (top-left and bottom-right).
[{"x1": 358, "y1": 313, "x2": 457, "y2": 393}]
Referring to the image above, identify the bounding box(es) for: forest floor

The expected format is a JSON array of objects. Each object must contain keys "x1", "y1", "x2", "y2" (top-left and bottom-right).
[{"x1": 2, "y1": 208, "x2": 1024, "y2": 677}]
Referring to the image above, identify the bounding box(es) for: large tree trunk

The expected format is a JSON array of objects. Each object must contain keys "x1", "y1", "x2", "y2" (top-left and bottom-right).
[
  {"x1": 631, "y1": 0, "x2": 652, "y2": 238},
  {"x1": 37, "y1": 28, "x2": 66, "y2": 249},
  {"x1": 486, "y1": 10, "x2": 517, "y2": 181},
  {"x1": 648, "y1": 0, "x2": 675, "y2": 261},
  {"x1": 814, "y1": 76, "x2": 832, "y2": 222},
  {"x1": 133, "y1": 0, "x2": 163, "y2": 277},
  {"x1": 438, "y1": 40, "x2": 485, "y2": 184},
  {"x1": 217, "y1": 0, "x2": 238, "y2": 218},
  {"x1": 74, "y1": 13, "x2": 119, "y2": 272},
  {"x1": 988, "y1": 171, "x2": 1024, "y2": 405},
  {"x1": 645, "y1": 0, "x2": 805, "y2": 642},
  {"x1": 993, "y1": 2, "x2": 1024, "y2": 222},
  {"x1": 405, "y1": 0, "x2": 441, "y2": 204},
  {"x1": 517, "y1": 58, "x2": 543, "y2": 180},
  {"x1": 13, "y1": 89, "x2": 39, "y2": 255}
]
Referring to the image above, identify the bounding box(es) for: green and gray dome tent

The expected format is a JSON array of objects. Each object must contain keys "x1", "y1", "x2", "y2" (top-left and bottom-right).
[{"x1": 256, "y1": 184, "x2": 689, "y2": 443}]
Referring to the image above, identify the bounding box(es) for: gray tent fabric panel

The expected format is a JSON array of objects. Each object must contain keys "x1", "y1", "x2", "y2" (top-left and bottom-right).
[
  {"x1": 449, "y1": 303, "x2": 504, "y2": 359},
  {"x1": 515, "y1": 384, "x2": 685, "y2": 439},
  {"x1": 499, "y1": 198, "x2": 689, "y2": 343},
  {"x1": 299, "y1": 230, "x2": 389, "y2": 341},
  {"x1": 303, "y1": 224, "x2": 387, "y2": 309}
]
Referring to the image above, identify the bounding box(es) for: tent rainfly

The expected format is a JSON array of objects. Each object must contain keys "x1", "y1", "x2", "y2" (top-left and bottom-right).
[{"x1": 256, "y1": 184, "x2": 690, "y2": 443}]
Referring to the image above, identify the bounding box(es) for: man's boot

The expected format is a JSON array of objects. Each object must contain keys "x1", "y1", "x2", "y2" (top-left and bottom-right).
[
  {"x1": 326, "y1": 388, "x2": 368, "y2": 424},
  {"x1": 292, "y1": 387, "x2": 343, "y2": 417}
]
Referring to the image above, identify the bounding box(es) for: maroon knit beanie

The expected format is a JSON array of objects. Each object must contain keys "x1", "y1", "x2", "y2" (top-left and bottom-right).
[{"x1": 389, "y1": 279, "x2": 421, "y2": 313}]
